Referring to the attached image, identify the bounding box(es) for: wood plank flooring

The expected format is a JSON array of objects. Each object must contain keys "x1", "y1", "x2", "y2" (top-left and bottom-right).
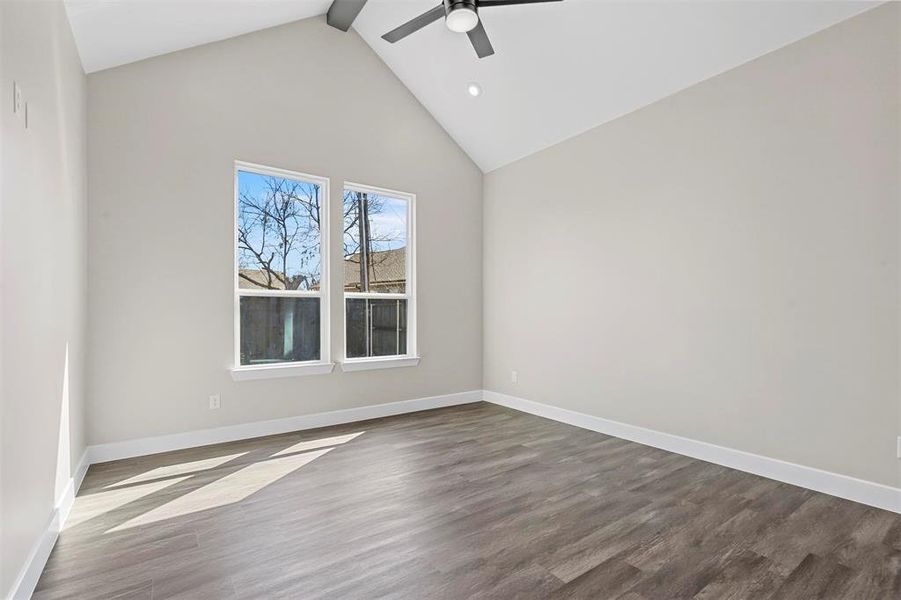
[{"x1": 34, "y1": 402, "x2": 901, "y2": 599}]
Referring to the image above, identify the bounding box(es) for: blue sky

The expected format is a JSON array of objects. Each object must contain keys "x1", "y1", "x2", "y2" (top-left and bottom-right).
[
  {"x1": 349, "y1": 193, "x2": 407, "y2": 253},
  {"x1": 237, "y1": 170, "x2": 321, "y2": 288},
  {"x1": 237, "y1": 170, "x2": 408, "y2": 287}
]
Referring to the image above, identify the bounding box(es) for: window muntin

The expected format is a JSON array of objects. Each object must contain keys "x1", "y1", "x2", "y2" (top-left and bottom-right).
[
  {"x1": 235, "y1": 163, "x2": 329, "y2": 368},
  {"x1": 343, "y1": 184, "x2": 415, "y2": 361}
]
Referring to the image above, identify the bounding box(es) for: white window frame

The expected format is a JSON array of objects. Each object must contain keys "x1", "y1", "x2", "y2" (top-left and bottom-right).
[
  {"x1": 230, "y1": 161, "x2": 333, "y2": 381},
  {"x1": 341, "y1": 181, "x2": 419, "y2": 372}
]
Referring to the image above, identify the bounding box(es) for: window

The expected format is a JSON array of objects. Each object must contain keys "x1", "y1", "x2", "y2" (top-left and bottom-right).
[
  {"x1": 342, "y1": 183, "x2": 417, "y2": 367},
  {"x1": 233, "y1": 162, "x2": 330, "y2": 377}
]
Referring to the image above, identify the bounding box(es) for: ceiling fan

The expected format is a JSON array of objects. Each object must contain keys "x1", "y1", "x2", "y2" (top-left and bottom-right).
[{"x1": 327, "y1": 0, "x2": 562, "y2": 59}]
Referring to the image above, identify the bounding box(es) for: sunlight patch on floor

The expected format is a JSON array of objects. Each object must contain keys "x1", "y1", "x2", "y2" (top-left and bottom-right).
[
  {"x1": 273, "y1": 431, "x2": 365, "y2": 456},
  {"x1": 66, "y1": 476, "x2": 192, "y2": 530},
  {"x1": 104, "y1": 452, "x2": 247, "y2": 488},
  {"x1": 106, "y1": 448, "x2": 332, "y2": 532}
]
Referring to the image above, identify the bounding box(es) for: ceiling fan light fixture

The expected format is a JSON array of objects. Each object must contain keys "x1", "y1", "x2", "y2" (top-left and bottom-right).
[
  {"x1": 445, "y1": 6, "x2": 479, "y2": 33},
  {"x1": 379, "y1": 0, "x2": 561, "y2": 58}
]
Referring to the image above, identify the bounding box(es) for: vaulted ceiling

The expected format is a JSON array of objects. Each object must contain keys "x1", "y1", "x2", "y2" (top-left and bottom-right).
[{"x1": 65, "y1": 0, "x2": 880, "y2": 171}]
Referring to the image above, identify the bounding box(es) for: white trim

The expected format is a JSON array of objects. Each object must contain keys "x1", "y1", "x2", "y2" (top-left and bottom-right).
[
  {"x1": 343, "y1": 180, "x2": 415, "y2": 201},
  {"x1": 484, "y1": 391, "x2": 901, "y2": 514},
  {"x1": 13, "y1": 391, "x2": 899, "y2": 600},
  {"x1": 343, "y1": 292, "x2": 406, "y2": 300},
  {"x1": 233, "y1": 161, "x2": 330, "y2": 369},
  {"x1": 341, "y1": 355, "x2": 421, "y2": 372},
  {"x1": 236, "y1": 288, "x2": 320, "y2": 298},
  {"x1": 6, "y1": 450, "x2": 89, "y2": 600},
  {"x1": 55, "y1": 452, "x2": 90, "y2": 527},
  {"x1": 341, "y1": 181, "x2": 416, "y2": 362},
  {"x1": 230, "y1": 361, "x2": 335, "y2": 381},
  {"x1": 233, "y1": 161, "x2": 323, "y2": 183},
  {"x1": 87, "y1": 390, "x2": 482, "y2": 464}
]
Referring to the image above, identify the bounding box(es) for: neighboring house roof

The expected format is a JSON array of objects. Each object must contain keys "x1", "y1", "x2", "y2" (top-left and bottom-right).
[
  {"x1": 238, "y1": 269, "x2": 308, "y2": 290},
  {"x1": 344, "y1": 247, "x2": 405, "y2": 291},
  {"x1": 240, "y1": 247, "x2": 406, "y2": 292}
]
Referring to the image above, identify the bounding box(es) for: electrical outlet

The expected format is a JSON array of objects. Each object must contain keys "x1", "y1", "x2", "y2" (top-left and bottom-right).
[
  {"x1": 511, "y1": 370, "x2": 518, "y2": 384},
  {"x1": 209, "y1": 394, "x2": 221, "y2": 410},
  {"x1": 13, "y1": 82, "x2": 22, "y2": 115}
]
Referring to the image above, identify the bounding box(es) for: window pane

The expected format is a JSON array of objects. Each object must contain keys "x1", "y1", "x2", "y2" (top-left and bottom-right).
[
  {"x1": 240, "y1": 296, "x2": 320, "y2": 365},
  {"x1": 345, "y1": 298, "x2": 407, "y2": 358},
  {"x1": 343, "y1": 190, "x2": 407, "y2": 294},
  {"x1": 238, "y1": 170, "x2": 321, "y2": 291}
]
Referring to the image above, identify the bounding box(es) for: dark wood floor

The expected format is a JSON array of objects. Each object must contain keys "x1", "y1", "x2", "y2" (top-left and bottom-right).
[{"x1": 35, "y1": 402, "x2": 901, "y2": 599}]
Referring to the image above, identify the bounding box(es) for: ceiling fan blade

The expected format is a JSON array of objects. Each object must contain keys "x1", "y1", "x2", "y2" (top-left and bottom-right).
[
  {"x1": 479, "y1": 0, "x2": 562, "y2": 6},
  {"x1": 326, "y1": 0, "x2": 368, "y2": 32},
  {"x1": 467, "y1": 20, "x2": 495, "y2": 58},
  {"x1": 382, "y1": 4, "x2": 446, "y2": 43}
]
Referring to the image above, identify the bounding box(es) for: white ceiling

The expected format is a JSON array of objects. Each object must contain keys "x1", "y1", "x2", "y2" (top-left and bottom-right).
[
  {"x1": 65, "y1": 0, "x2": 332, "y2": 73},
  {"x1": 65, "y1": 0, "x2": 880, "y2": 171}
]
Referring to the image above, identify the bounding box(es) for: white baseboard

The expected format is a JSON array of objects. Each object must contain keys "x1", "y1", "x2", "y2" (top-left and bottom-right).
[
  {"x1": 12, "y1": 388, "x2": 897, "y2": 600},
  {"x1": 484, "y1": 390, "x2": 901, "y2": 514},
  {"x1": 7, "y1": 450, "x2": 90, "y2": 600},
  {"x1": 88, "y1": 390, "x2": 483, "y2": 464}
]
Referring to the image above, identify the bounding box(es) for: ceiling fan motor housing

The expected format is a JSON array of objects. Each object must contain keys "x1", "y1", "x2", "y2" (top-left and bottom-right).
[{"x1": 444, "y1": 0, "x2": 478, "y2": 15}]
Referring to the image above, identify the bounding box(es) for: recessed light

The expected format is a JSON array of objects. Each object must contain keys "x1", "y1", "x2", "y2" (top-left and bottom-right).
[{"x1": 467, "y1": 83, "x2": 482, "y2": 97}]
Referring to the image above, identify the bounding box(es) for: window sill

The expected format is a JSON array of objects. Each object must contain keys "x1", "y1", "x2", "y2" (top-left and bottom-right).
[
  {"x1": 230, "y1": 361, "x2": 335, "y2": 381},
  {"x1": 340, "y1": 356, "x2": 421, "y2": 372}
]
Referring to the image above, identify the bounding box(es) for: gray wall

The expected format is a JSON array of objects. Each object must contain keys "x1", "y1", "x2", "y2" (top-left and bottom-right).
[
  {"x1": 87, "y1": 16, "x2": 483, "y2": 445},
  {"x1": 483, "y1": 4, "x2": 900, "y2": 487},
  {"x1": 0, "y1": 1, "x2": 87, "y2": 596}
]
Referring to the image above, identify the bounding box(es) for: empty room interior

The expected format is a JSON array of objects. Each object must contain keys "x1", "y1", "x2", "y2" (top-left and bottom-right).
[{"x1": 2, "y1": 0, "x2": 901, "y2": 598}]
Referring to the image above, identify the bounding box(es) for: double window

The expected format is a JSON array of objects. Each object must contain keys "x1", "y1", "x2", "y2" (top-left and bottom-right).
[{"x1": 232, "y1": 162, "x2": 415, "y2": 378}]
